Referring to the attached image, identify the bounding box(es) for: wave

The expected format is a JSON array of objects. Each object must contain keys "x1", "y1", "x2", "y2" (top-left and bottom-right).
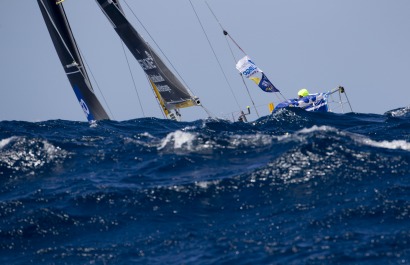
[
  {"x1": 0, "y1": 136, "x2": 70, "y2": 177},
  {"x1": 0, "y1": 108, "x2": 409, "y2": 264},
  {"x1": 385, "y1": 105, "x2": 410, "y2": 117}
]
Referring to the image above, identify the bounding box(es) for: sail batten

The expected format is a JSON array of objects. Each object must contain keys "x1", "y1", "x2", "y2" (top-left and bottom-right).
[
  {"x1": 37, "y1": 0, "x2": 109, "y2": 121},
  {"x1": 95, "y1": 0, "x2": 200, "y2": 117}
]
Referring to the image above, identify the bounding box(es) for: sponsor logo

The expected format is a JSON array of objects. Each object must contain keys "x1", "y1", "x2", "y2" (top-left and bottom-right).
[
  {"x1": 150, "y1": 74, "x2": 165, "y2": 83},
  {"x1": 138, "y1": 51, "x2": 157, "y2": 70},
  {"x1": 79, "y1": 99, "x2": 90, "y2": 116},
  {"x1": 242, "y1": 65, "x2": 258, "y2": 77},
  {"x1": 157, "y1": 85, "x2": 171, "y2": 92}
]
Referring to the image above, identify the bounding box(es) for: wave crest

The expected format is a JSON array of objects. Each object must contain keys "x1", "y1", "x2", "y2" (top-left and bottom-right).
[{"x1": 0, "y1": 136, "x2": 70, "y2": 175}]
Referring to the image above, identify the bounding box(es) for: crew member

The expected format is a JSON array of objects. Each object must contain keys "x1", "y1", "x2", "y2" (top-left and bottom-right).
[{"x1": 298, "y1": 88, "x2": 309, "y2": 99}]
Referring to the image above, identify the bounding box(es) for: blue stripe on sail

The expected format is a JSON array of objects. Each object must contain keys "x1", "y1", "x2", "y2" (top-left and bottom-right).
[{"x1": 73, "y1": 85, "x2": 95, "y2": 122}]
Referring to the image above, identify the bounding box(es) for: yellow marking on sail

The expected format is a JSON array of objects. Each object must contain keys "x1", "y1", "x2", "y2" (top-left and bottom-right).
[
  {"x1": 56, "y1": 0, "x2": 65, "y2": 4},
  {"x1": 174, "y1": 100, "x2": 196, "y2": 109},
  {"x1": 250, "y1": 77, "x2": 261, "y2": 85},
  {"x1": 149, "y1": 80, "x2": 197, "y2": 119},
  {"x1": 269, "y1": 102, "x2": 275, "y2": 113},
  {"x1": 149, "y1": 80, "x2": 170, "y2": 117}
]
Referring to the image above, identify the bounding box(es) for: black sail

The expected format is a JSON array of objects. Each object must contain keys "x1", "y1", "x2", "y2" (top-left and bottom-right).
[
  {"x1": 37, "y1": 0, "x2": 109, "y2": 121},
  {"x1": 95, "y1": 0, "x2": 200, "y2": 112}
]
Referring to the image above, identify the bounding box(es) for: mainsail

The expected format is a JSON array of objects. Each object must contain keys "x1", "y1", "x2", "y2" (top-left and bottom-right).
[
  {"x1": 37, "y1": 0, "x2": 109, "y2": 122},
  {"x1": 95, "y1": 0, "x2": 200, "y2": 120}
]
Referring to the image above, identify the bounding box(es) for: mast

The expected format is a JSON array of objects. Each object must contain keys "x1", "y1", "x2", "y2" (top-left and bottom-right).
[
  {"x1": 95, "y1": 0, "x2": 201, "y2": 120},
  {"x1": 37, "y1": 0, "x2": 110, "y2": 122}
]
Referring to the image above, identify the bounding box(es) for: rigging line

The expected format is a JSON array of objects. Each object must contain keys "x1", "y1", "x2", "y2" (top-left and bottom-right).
[
  {"x1": 277, "y1": 91, "x2": 288, "y2": 102},
  {"x1": 201, "y1": 105, "x2": 215, "y2": 119},
  {"x1": 121, "y1": 0, "x2": 196, "y2": 95},
  {"x1": 205, "y1": 1, "x2": 261, "y2": 116},
  {"x1": 343, "y1": 90, "x2": 354, "y2": 112},
  {"x1": 223, "y1": 36, "x2": 260, "y2": 117},
  {"x1": 337, "y1": 91, "x2": 345, "y2": 113},
  {"x1": 109, "y1": 0, "x2": 197, "y2": 107},
  {"x1": 189, "y1": 0, "x2": 242, "y2": 111},
  {"x1": 110, "y1": 0, "x2": 193, "y2": 101},
  {"x1": 120, "y1": 41, "x2": 146, "y2": 117},
  {"x1": 205, "y1": 1, "x2": 247, "y2": 55},
  {"x1": 80, "y1": 49, "x2": 115, "y2": 119},
  {"x1": 275, "y1": 92, "x2": 283, "y2": 102},
  {"x1": 206, "y1": 1, "x2": 288, "y2": 105},
  {"x1": 239, "y1": 75, "x2": 260, "y2": 117}
]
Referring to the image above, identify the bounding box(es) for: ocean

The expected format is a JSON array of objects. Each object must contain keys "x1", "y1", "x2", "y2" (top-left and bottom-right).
[{"x1": 1, "y1": 107, "x2": 409, "y2": 264}]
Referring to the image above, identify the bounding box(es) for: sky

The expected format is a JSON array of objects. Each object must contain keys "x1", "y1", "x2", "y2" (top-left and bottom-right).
[{"x1": 1, "y1": 0, "x2": 409, "y2": 122}]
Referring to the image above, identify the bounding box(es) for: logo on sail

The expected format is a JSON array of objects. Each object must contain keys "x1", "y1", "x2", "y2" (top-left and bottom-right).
[
  {"x1": 138, "y1": 51, "x2": 157, "y2": 71},
  {"x1": 236, "y1": 56, "x2": 279, "y2": 93},
  {"x1": 79, "y1": 99, "x2": 90, "y2": 115},
  {"x1": 157, "y1": 85, "x2": 171, "y2": 92},
  {"x1": 236, "y1": 56, "x2": 260, "y2": 78},
  {"x1": 150, "y1": 74, "x2": 165, "y2": 83}
]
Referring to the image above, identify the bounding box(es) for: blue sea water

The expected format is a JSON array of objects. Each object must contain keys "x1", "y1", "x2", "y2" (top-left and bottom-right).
[{"x1": 0, "y1": 107, "x2": 409, "y2": 264}]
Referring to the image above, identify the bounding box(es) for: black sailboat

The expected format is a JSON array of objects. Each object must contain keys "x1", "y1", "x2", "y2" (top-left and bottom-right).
[
  {"x1": 37, "y1": 0, "x2": 109, "y2": 122},
  {"x1": 95, "y1": 0, "x2": 201, "y2": 121}
]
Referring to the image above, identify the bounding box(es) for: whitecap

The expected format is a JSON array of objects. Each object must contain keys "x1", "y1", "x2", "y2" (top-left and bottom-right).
[
  {"x1": 195, "y1": 180, "x2": 220, "y2": 189},
  {"x1": 0, "y1": 136, "x2": 18, "y2": 150},
  {"x1": 387, "y1": 106, "x2": 410, "y2": 117},
  {"x1": 298, "y1": 125, "x2": 338, "y2": 134},
  {"x1": 158, "y1": 130, "x2": 196, "y2": 150},
  {"x1": 357, "y1": 138, "x2": 410, "y2": 151},
  {"x1": 228, "y1": 134, "x2": 273, "y2": 149},
  {"x1": 0, "y1": 137, "x2": 70, "y2": 173}
]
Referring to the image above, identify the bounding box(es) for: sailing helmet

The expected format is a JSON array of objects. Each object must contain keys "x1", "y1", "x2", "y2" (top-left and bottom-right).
[{"x1": 298, "y1": 88, "x2": 309, "y2": 98}]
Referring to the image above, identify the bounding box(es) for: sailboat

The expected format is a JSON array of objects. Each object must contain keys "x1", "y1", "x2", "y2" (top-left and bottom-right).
[
  {"x1": 234, "y1": 49, "x2": 353, "y2": 114},
  {"x1": 37, "y1": 0, "x2": 202, "y2": 122},
  {"x1": 274, "y1": 86, "x2": 352, "y2": 112},
  {"x1": 205, "y1": 4, "x2": 353, "y2": 116},
  {"x1": 233, "y1": 41, "x2": 352, "y2": 114},
  {"x1": 37, "y1": 0, "x2": 110, "y2": 122}
]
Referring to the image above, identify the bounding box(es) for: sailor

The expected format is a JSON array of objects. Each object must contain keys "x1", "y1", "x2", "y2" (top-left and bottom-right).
[
  {"x1": 238, "y1": 106, "x2": 251, "y2": 122},
  {"x1": 238, "y1": 111, "x2": 248, "y2": 122},
  {"x1": 298, "y1": 88, "x2": 310, "y2": 99}
]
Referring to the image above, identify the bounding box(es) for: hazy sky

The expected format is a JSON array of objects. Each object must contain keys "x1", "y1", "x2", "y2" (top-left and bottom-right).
[{"x1": 1, "y1": 0, "x2": 409, "y2": 122}]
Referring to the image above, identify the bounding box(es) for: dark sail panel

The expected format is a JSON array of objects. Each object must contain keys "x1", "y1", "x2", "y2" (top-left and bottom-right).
[
  {"x1": 95, "y1": 0, "x2": 200, "y2": 111},
  {"x1": 37, "y1": 0, "x2": 109, "y2": 121}
]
